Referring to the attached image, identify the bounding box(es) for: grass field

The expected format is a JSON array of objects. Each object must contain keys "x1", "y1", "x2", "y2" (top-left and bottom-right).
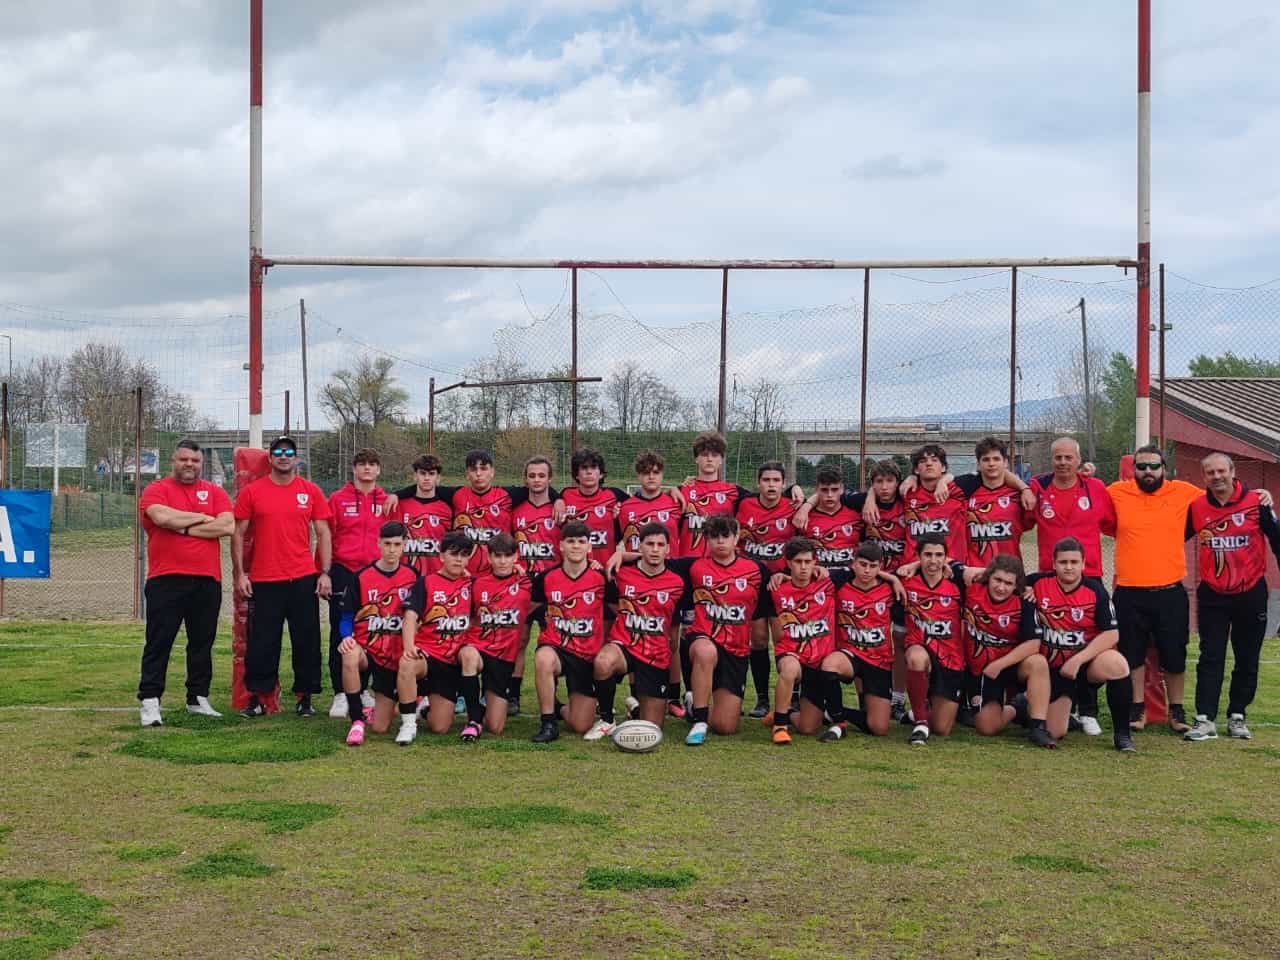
[{"x1": 1, "y1": 622, "x2": 1278, "y2": 959}]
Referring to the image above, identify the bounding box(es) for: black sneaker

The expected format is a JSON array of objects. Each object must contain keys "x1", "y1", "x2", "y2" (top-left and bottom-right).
[
  {"x1": 1114, "y1": 733, "x2": 1137, "y2": 753},
  {"x1": 957, "y1": 704, "x2": 977, "y2": 728},
  {"x1": 1028, "y1": 726, "x2": 1057, "y2": 749},
  {"x1": 893, "y1": 702, "x2": 914, "y2": 725},
  {"x1": 506, "y1": 696, "x2": 520, "y2": 717},
  {"x1": 1068, "y1": 712, "x2": 1084, "y2": 732},
  {"x1": 908, "y1": 724, "x2": 929, "y2": 746},
  {"x1": 240, "y1": 697, "x2": 265, "y2": 719},
  {"x1": 819, "y1": 723, "x2": 847, "y2": 743},
  {"x1": 295, "y1": 696, "x2": 315, "y2": 718},
  {"x1": 531, "y1": 721, "x2": 559, "y2": 744},
  {"x1": 1011, "y1": 693, "x2": 1030, "y2": 728},
  {"x1": 749, "y1": 700, "x2": 769, "y2": 720}
]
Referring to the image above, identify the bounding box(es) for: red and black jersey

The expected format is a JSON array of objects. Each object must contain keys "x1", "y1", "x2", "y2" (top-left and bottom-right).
[
  {"x1": 532, "y1": 565, "x2": 607, "y2": 661},
  {"x1": 1027, "y1": 573, "x2": 1115, "y2": 670},
  {"x1": 770, "y1": 575, "x2": 839, "y2": 668},
  {"x1": 836, "y1": 578, "x2": 896, "y2": 671},
  {"x1": 415, "y1": 573, "x2": 476, "y2": 665},
  {"x1": 902, "y1": 564, "x2": 966, "y2": 671},
  {"x1": 342, "y1": 562, "x2": 421, "y2": 669},
  {"x1": 801, "y1": 505, "x2": 861, "y2": 569},
  {"x1": 903, "y1": 482, "x2": 967, "y2": 562},
  {"x1": 1029, "y1": 475, "x2": 1115, "y2": 576},
  {"x1": 736, "y1": 495, "x2": 796, "y2": 573},
  {"x1": 671, "y1": 554, "x2": 771, "y2": 658},
  {"x1": 962, "y1": 586, "x2": 1039, "y2": 675},
  {"x1": 678, "y1": 480, "x2": 749, "y2": 557},
  {"x1": 1188, "y1": 483, "x2": 1280, "y2": 595},
  {"x1": 397, "y1": 494, "x2": 454, "y2": 577},
  {"x1": 618, "y1": 491, "x2": 682, "y2": 553},
  {"x1": 845, "y1": 491, "x2": 909, "y2": 573},
  {"x1": 451, "y1": 485, "x2": 513, "y2": 543},
  {"x1": 606, "y1": 562, "x2": 685, "y2": 669},
  {"x1": 512, "y1": 499, "x2": 560, "y2": 575},
  {"x1": 472, "y1": 572, "x2": 532, "y2": 662},
  {"x1": 561, "y1": 486, "x2": 626, "y2": 566},
  {"x1": 957, "y1": 477, "x2": 1033, "y2": 566}
]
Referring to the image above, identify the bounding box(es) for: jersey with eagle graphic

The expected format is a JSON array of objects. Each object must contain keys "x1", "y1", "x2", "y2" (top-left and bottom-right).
[
  {"x1": 1187, "y1": 483, "x2": 1280, "y2": 595},
  {"x1": 902, "y1": 563, "x2": 967, "y2": 671},
  {"x1": 669, "y1": 555, "x2": 772, "y2": 658},
  {"x1": 606, "y1": 563, "x2": 685, "y2": 669},
  {"x1": 962, "y1": 585, "x2": 1039, "y2": 675},
  {"x1": 342, "y1": 562, "x2": 423, "y2": 670},
  {"x1": 1027, "y1": 572, "x2": 1115, "y2": 670},
  {"x1": 770, "y1": 572, "x2": 848, "y2": 668},
  {"x1": 836, "y1": 577, "x2": 897, "y2": 670},
  {"x1": 531, "y1": 566, "x2": 607, "y2": 660},
  {"x1": 414, "y1": 573, "x2": 476, "y2": 665},
  {"x1": 735, "y1": 495, "x2": 797, "y2": 573},
  {"x1": 472, "y1": 571, "x2": 533, "y2": 662}
]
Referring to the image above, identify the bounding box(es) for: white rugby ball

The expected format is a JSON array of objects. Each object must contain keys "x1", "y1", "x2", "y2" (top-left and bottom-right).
[{"x1": 611, "y1": 719, "x2": 663, "y2": 753}]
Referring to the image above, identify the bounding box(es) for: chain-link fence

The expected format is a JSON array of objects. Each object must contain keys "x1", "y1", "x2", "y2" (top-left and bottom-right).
[{"x1": 2, "y1": 267, "x2": 1277, "y2": 619}]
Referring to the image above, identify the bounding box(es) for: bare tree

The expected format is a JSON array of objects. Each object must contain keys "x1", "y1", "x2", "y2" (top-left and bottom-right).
[
  {"x1": 1052, "y1": 338, "x2": 1109, "y2": 434},
  {"x1": 736, "y1": 378, "x2": 783, "y2": 431},
  {"x1": 320, "y1": 354, "x2": 410, "y2": 437}
]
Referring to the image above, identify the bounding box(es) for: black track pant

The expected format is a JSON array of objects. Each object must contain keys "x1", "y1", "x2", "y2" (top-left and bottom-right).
[
  {"x1": 246, "y1": 575, "x2": 322, "y2": 696},
  {"x1": 138, "y1": 575, "x2": 222, "y2": 701},
  {"x1": 326, "y1": 564, "x2": 363, "y2": 693},
  {"x1": 1195, "y1": 579, "x2": 1269, "y2": 721}
]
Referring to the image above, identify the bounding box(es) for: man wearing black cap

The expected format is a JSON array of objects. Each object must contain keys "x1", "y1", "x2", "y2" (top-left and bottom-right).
[{"x1": 232, "y1": 435, "x2": 334, "y2": 717}]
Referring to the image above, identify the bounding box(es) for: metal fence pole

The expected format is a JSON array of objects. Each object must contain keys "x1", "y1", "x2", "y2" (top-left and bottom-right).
[
  {"x1": 570, "y1": 268, "x2": 579, "y2": 452},
  {"x1": 133, "y1": 385, "x2": 143, "y2": 620},
  {"x1": 1008, "y1": 267, "x2": 1018, "y2": 462},
  {"x1": 1080, "y1": 297, "x2": 1096, "y2": 464},
  {"x1": 858, "y1": 268, "x2": 870, "y2": 484},
  {"x1": 428, "y1": 376, "x2": 436, "y2": 453},
  {"x1": 283, "y1": 390, "x2": 290, "y2": 438},
  {"x1": 1158, "y1": 262, "x2": 1167, "y2": 449},
  {"x1": 299, "y1": 298, "x2": 312, "y2": 480},
  {"x1": 717, "y1": 268, "x2": 729, "y2": 439}
]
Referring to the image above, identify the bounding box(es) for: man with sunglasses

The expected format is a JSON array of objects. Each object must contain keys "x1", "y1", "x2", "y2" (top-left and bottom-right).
[{"x1": 233, "y1": 435, "x2": 334, "y2": 718}]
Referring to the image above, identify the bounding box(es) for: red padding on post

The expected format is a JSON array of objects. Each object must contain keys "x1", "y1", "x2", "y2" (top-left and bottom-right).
[{"x1": 231, "y1": 448, "x2": 280, "y2": 713}]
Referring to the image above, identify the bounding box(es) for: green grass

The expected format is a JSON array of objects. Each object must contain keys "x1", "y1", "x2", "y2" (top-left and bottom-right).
[
  {"x1": 0, "y1": 879, "x2": 114, "y2": 959},
  {"x1": 1, "y1": 620, "x2": 1279, "y2": 958},
  {"x1": 184, "y1": 801, "x2": 338, "y2": 835}
]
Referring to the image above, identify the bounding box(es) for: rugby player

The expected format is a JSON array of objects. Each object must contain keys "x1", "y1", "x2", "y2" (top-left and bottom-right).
[
  {"x1": 509, "y1": 456, "x2": 559, "y2": 715},
  {"x1": 897, "y1": 532, "x2": 967, "y2": 746},
  {"x1": 395, "y1": 453, "x2": 454, "y2": 580},
  {"x1": 336, "y1": 521, "x2": 422, "y2": 746},
  {"x1": 1028, "y1": 538, "x2": 1135, "y2": 752},
  {"x1": 530, "y1": 522, "x2": 607, "y2": 743},
  {"x1": 556, "y1": 448, "x2": 630, "y2": 567},
  {"x1": 467, "y1": 534, "x2": 532, "y2": 737}
]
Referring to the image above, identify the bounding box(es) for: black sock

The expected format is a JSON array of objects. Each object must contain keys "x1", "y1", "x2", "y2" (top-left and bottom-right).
[
  {"x1": 540, "y1": 712, "x2": 557, "y2": 726},
  {"x1": 692, "y1": 706, "x2": 709, "y2": 724},
  {"x1": 749, "y1": 649, "x2": 771, "y2": 702},
  {"x1": 1028, "y1": 717, "x2": 1046, "y2": 730},
  {"x1": 679, "y1": 633, "x2": 693, "y2": 691},
  {"x1": 845, "y1": 708, "x2": 869, "y2": 733},
  {"x1": 461, "y1": 674, "x2": 484, "y2": 724},
  {"x1": 187, "y1": 693, "x2": 200, "y2": 705},
  {"x1": 667, "y1": 680, "x2": 681, "y2": 703},
  {"x1": 825, "y1": 672, "x2": 844, "y2": 723},
  {"x1": 346, "y1": 693, "x2": 363, "y2": 722},
  {"x1": 1129, "y1": 701, "x2": 1144, "y2": 723},
  {"x1": 399, "y1": 701, "x2": 416, "y2": 716},
  {"x1": 508, "y1": 675, "x2": 523, "y2": 700},
  {"x1": 1108, "y1": 680, "x2": 1133, "y2": 737},
  {"x1": 596, "y1": 675, "x2": 619, "y2": 723}
]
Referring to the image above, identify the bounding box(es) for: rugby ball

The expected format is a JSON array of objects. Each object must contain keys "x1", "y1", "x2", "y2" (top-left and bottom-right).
[{"x1": 611, "y1": 719, "x2": 663, "y2": 753}]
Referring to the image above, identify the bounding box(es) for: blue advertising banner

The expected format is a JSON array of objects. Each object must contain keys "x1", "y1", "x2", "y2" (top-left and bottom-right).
[{"x1": 0, "y1": 491, "x2": 51, "y2": 578}]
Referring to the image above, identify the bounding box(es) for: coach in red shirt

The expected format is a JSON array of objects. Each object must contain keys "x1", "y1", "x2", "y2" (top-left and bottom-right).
[
  {"x1": 136, "y1": 440, "x2": 234, "y2": 727},
  {"x1": 233, "y1": 435, "x2": 334, "y2": 718}
]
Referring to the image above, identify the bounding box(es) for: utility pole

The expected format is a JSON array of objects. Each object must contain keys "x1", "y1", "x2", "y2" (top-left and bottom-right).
[{"x1": 1079, "y1": 297, "x2": 1095, "y2": 464}]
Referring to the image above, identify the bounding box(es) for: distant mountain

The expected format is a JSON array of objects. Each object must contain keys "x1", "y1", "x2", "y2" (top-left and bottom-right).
[{"x1": 916, "y1": 395, "x2": 1073, "y2": 425}]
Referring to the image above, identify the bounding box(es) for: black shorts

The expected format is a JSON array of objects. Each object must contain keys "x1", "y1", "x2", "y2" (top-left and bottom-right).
[
  {"x1": 695, "y1": 638, "x2": 748, "y2": 699},
  {"x1": 799, "y1": 665, "x2": 827, "y2": 707},
  {"x1": 621, "y1": 649, "x2": 670, "y2": 700},
  {"x1": 890, "y1": 602, "x2": 906, "y2": 628},
  {"x1": 928, "y1": 653, "x2": 966, "y2": 704},
  {"x1": 426, "y1": 657, "x2": 461, "y2": 701},
  {"x1": 839, "y1": 653, "x2": 892, "y2": 701},
  {"x1": 978, "y1": 665, "x2": 1022, "y2": 706},
  {"x1": 528, "y1": 602, "x2": 547, "y2": 627},
  {"x1": 551, "y1": 647, "x2": 596, "y2": 699},
  {"x1": 1051, "y1": 665, "x2": 1101, "y2": 702},
  {"x1": 367, "y1": 658, "x2": 400, "y2": 700},
  {"x1": 481, "y1": 655, "x2": 516, "y2": 698},
  {"x1": 1114, "y1": 584, "x2": 1189, "y2": 673}
]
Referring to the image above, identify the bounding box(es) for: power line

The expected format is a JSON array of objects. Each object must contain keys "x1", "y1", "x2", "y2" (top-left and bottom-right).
[
  {"x1": 308, "y1": 310, "x2": 463, "y2": 376},
  {"x1": 1166, "y1": 271, "x2": 1280, "y2": 292}
]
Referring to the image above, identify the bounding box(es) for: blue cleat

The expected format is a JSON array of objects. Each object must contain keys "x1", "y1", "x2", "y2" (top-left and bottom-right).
[{"x1": 685, "y1": 721, "x2": 708, "y2": 746}]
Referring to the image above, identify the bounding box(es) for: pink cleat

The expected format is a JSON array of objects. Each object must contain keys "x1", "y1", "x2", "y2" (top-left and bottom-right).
[
  {"x1": 460, "y1": 721, "x2": 482, "y2": 743},
  {"x1": 345, "y1": 720, "x2": 366, "y2": 747}
]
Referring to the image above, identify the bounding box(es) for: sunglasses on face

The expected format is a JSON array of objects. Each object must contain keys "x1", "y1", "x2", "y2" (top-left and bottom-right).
[
  {"x1": 271, "y1": 448, "x2": 297, "y2": 458},
  {"x1": 1134, "y1": 462, "x2": 1163, "y2": 472}
]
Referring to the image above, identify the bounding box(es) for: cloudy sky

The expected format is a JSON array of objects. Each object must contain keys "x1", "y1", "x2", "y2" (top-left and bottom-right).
[{"x1": 2, "y1": 0, "x2": 1277, "y2": 428}]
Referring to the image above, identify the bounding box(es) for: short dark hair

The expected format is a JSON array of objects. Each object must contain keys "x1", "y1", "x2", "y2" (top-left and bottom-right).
[
  {"x1": 692, "y1": 431, "x2": 727, "y2": 457},
  {"x1": 571, "y1": 447, "x2": 606, "y2": 480},
  {"x1": 465, "y1": 449, "x2": 493, "y2": 469},
  {"x1": 560, "y1": 520, "x2": 591, "y2": 541},
  {"x1": 636, "y1": 522, "x2": 670, "y2": 543},
  {"x1": 174, "y1": 439, "x2": 201, "y2": 454},
  {"x1": 983, "y1": 553, "x2": 1025, "y2": 590},
  {"x1": 441, "y1": 531, "x2": 475, "y2": 555},
  {"x1": 869, "y1": 459, "x2": 901, "y2": 482},
  {"x1": 855, "y1": 540, "x2": 884, "y2": 564},
  {"x1": 914, "y1": 531, "x2": 948, "y2": 554},
  {"x1": 815, "y1": 466, "x2": 843, "y2": 487},
  {"x1": 379, "y1": 520, "x2": 407, "y2": 539},
  {"x1": 524, "y1": 456, "x2": 553, "y2": 478},
  {"x1": 1053, "y1": 536, "x2": 1084, "y2": 558},
  {"x1": 488, "y1": 533, "x2": 517, "y2": 557},
  {"x1": 911, "y1": 443, "x2": 948, "y2": 471},
  {"x1": 784, "y1": 536, "x2": 816, "y2": 561},
  {"x1": 634, "y1": 449, "x2": 665, "y2": 475},
  {"x1": 413, "y1": 454, "x2": 443, "y2": 474},
  {"x1": 702, "y1": 514, "x2": 738, "y2": 539},
  {"x1": 757, "y1": 460, "x2": 785, "y2": 481},
  {"x1": 974, "y1": 436, "x2": 1008, "y2": 461},
  {"x1": 1133, "y1": 444, "x2": 1165, "y2": 466},
  {"x1": 353, "y1": 447, "x2": 380, "y2": 466}
]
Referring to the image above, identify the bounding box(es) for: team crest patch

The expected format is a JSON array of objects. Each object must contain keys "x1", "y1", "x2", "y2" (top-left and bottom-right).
[
  {"x1": 658, "y1": 591, "x2": 670, "y2": 603},
  {"x1": 543, "y1": 518, "x2": 555, "y2": 530},
  {"x1": 940, "y1": 596, "x2": 951, "y2": 607},
  {"x1": 583, "y1": 591, "x2": 596, "y2": 604},
  {"x1": 296, "y1": 493, "x2": 309, "y2": 506},
  {"x1": 735, "y1": 578, "x2": 747, "y2": 591},
  {"x1": 196, "y1": 489, "x2": 209, "y2": 502},
  {"x1": 1041, "y1": 506, "x2": 1055, "y2": 519},
  {"x1": 1233, "y1": 512, "x2": 1246, "y2": 526},
  {"x1": 490, "y1": 504, "x2": 501, "y2": 516},
  {"x1": 430, "y1": 516, "x2": 440, "y2": 527},
  {"x1": 816, "y1": 590, "x2": 826, "y2": 604},
  {"x1": 1071, "y1": 608, "x2": 1084, "y2": 622},
  {"x1": 659, "y1": 511, "x2": 671, "y2": 522},
  {"x1": 594, "y1": 505, "x2": 607, "y2": 518},
  {"x1": 875, "y1": 602, "x2": 886, "y2": 614},
  {"x1": 998, "y1": 496, "x2": 1010, "y2": 508},
  {"x1": 998, "y1": 614, "x2": 1011, "y2": 628},
  {"x1": 509, "y1": 583, "x2": 520, "y2": 596},
  {"x1": 460, "y1": 587, "x2": 471, "y2": 600},
  {"x1": 1078, "y1": 496, "x2": 1091, "y2": 510},
  {"x1": 775, "y1": 518, "x2": 787, "y2": 530},
  {"x1": 715, "y1": 492, "x2": 726, "y2": 504},
  {"x1": 842, "y1": 524, "x2": 853, "y2": 535},
  {"x1": 398, "y1": 588, "x2": 410, "y2": 600}
]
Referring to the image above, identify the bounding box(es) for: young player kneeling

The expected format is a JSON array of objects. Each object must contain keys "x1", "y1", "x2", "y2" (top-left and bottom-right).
[
  {"x1": 466, "y1": 534, "x2": 532, "y2": 737},
  {"x1": 337, "y1": 521, "x2": 424, "y2": 746}
]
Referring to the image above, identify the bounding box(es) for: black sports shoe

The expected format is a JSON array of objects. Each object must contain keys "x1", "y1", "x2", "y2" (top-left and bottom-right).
[
  {"x1": 908, "y1": 724, "x2": 929, "y2": 746},
  {"x1": 1028, "y1": 726, "x2": 1057, "y2": 749},
  {"x1": 1011, "y1": 693, "x2": 1030, "y2": 728},
  {"x1": 749, "y1": 700, "x2": 769, "y2": 719},
  {"x1": 240, "y1": 698, "x2": 265, "y2": 719},
  {"x1": 957, "y1": 704, "x2": 977, "y2": 728},
  {"x1": 506, "y1": 696, "x2": 521, "y2": 717},
  {"x1": 1114, "y1": 733, "x2": 1137, "y2": 753},
  {"x1": 894, "y1": 702, "x2": 914, "y2": 725},
  {"x1": 531, "y1": 721, "x2": 559, "y2": 744},
  {"x1": 295, "y1": 696, "x2": 315, "y2": 718}
]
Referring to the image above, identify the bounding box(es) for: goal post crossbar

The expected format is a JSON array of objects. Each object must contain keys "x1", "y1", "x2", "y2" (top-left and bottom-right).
[{"x1": 261, "y1": 255, "x2": 1137, "y2": 271}]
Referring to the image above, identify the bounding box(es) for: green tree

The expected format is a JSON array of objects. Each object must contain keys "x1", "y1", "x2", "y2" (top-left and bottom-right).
[
  {"x1": 1092, "y1": 352, "x2": 1136, "y2": 479},
  {"x1": 1187, "y1": 352, "x2": 1280, "y2": 378}
]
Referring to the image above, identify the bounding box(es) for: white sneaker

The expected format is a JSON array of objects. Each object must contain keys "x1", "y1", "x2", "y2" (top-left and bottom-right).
[
  {"x1": 139, "y1": 698, "x2": 163, "y2": 727},
  {"x1": 186, "y1": 696, "x2": 222, "y2": 718},
  {"x1": 683, "y1": 691, "x2": 694, "y2": 716},
  {"x1": 1184, "y1": 715, "x2": 1217, "y2": 741},
  {"x1": 328, "y1": 693, "x2": 348, "y2": 718},
  {"x1": 583, "y1": 718, "x2": 617, "y2": 741},
  {"x1": 360, "y1": 689, "x2": 376, "y2": 710},
  {"x1": 395, "y1": 716, "x2": 418, "y2": 746},
  {"x1": 1079, "y1": 715, "x2": 1103, "y2": 737},
  {"x1": 623, "y1": 696, "x2": 640, "y2": 720},
  {"x1": 1227, "y1": 714, "x2": 1252, "y2": 739}
]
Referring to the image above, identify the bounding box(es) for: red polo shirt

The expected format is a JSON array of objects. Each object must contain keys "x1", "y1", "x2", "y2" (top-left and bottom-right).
[
  {"x1": 234, "y1": 475, "x2": 332, "y2": 582},
  {"x1": 140, "y1": 477, "x2": 233, "y2": 580}
]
